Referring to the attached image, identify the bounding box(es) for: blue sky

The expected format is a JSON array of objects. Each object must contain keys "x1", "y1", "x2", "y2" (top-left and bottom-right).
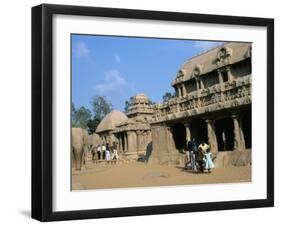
[{"x1": 72, "y1": 34, "x2": 223, "y2": 113}]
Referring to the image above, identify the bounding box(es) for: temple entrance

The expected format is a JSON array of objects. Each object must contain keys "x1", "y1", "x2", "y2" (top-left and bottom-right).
[
  {"x1": 190, "y1": 119, "x2": 208, "y2": 144},
  {"x1": 171, "y1": 123, "x2": 186, "y2": 151},
  {"x1": 242, "y1": 109, "x2": 252, "y2": 149},
  {"x1": 215, "y1": 118, "x2": 234, "y2": 151}
]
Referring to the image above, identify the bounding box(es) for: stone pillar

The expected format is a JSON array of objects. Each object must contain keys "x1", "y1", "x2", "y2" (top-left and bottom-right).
[
  {"x1": 196, "y1": 79, "x2": 199, "y2": 90},
  {"x1": 179, "y1": 86, "x2": 182, "y2": 97},
  {"x1": 226, "y1": 67, "x2": 232, "y2": 82},
  {"x1": 149, "y1": 124, "x2": 171, "y2": 164},
  {"x1": 239, "y1": 116, "x2": 246, "y2": 150},
  {"x1": 218, "y1": 70, "x2": 223, "y2": 84},
  {"x1": 118, "y1": 135, "x2": 121, "y2": 151},
  {"x1": 200, "y1": 79, "x2": 204, "y2": 89},
  {"x1": 184, "y1": 122, "x2": 191, "y2": 141},
  {"x1": 136, "y1": 131, "x2": 140, "y2": 152},
  {"x1": 124, "y1": 133, "x2": 128, "y2": 152},
  {"x1": 127, "y1": 131, "x2": 137, "y2": 152},
  {"x1": 232, "y1": 114, "x2": 242, "y2": 150},
  {"x1": 205, "y1": 119, "x2": 218, "y2": 153},
  {"x1": 182, "y1": 84, "x2": 186, "y2": 96}
]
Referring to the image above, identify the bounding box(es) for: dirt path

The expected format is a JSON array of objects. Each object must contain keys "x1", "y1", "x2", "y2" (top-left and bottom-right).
[{"x1": 72, "y1": 162, "x2": 251, "y2": 190}]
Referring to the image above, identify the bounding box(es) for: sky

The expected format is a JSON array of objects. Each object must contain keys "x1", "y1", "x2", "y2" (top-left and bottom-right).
[{"x1": 71, "y1": 34, "x2": 223, "y2": 113}]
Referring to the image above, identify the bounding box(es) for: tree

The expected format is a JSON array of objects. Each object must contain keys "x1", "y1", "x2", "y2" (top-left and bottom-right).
[
  {"x1": 124, "y1": 96, "x2": 134, "y2": 113},
  {"x1": 87, "y1": 116, "x2": 101, "y2": 134},
  {"x1": 91, "y1": 96, "x2": 113, "y2": 120},
  {"x1": 72, "y1": 102, "x2": 77, "y2": 125},
  {"x1": 162, "y1": 92, "x2": 175, "y2": 102},
  {"x1": 72, "y1": 104, "x2": 92, "y2": 129}
]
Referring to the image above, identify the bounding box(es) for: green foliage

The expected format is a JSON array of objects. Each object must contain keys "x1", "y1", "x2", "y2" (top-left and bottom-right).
[
  {"x1": 87, "y1": 116, "x2": 101, "y2": 134},
  {"x1": 72, "y1": 96, "x2": 113, "y2": 134},
  {"x1": 91, "y1": 96, "x2": 113, "y2": 120},
  {"x1": 72, "y1": 103, "x2": 92, "y2": 129},
  {"x1": 124, "y1": 96, "x2": 134, "y2": 113},
  {"x1": 162, "y1": 92, "x2": 175, "y2": 102}
]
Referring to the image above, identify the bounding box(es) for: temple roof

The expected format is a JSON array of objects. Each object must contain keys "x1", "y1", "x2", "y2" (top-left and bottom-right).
[
  {"x1": 95, "y1": 110, "x2": 128, "y2": 133},
  {"x1": 133, "y1": 93, "x2": 149, "y2": 104},
  {"x1": 172, "y1": 42, "x2": 251, "y2": 85}
]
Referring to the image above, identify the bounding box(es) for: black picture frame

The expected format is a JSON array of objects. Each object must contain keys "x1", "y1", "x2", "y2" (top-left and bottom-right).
[{"x1": 32, "y1": 3, "x2": 274, "y2": 222}]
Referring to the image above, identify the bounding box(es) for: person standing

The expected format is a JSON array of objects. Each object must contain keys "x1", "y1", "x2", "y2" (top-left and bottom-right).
[
  {"x1": 101, "y1": 143, "x2": 106, "y2": 160},
  {"x1": 111, "y1": 141, "x2": 119, "y2": 160},
  {"x1": 105, "y1": 143, "x2": 111, "y2": 161},
  {"x1": 197, "y1": 142, "x2": 209, "y2": 173},
  {"x1": 187, "y1": 138, "x2": 197, "y2": 171},
  {"x1": 91, "y1": 145, "x2": 97, "y2": 160},
  {"x1": 204, "y1": 148, "x2": 215, "y2": 173},
  {"x1": 97, "y1": 144, "x2": 102, "y2": 160}
]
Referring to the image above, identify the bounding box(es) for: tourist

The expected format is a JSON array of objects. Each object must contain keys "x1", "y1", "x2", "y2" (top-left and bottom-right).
[
  {"x1": 204, "y1": 148, "x2": 214, "y2": 173},
  {"x1": 187, "y1": 138, "x2": 197, "y2": 171},
  {"x1": 96, "y1": 144, "x2": 101, "y2": 160},
  {"x1": 105, "y1": 143, "x2": 111, "y2": 161},
  {"x1": 111, "y1": 141, "x2": 119, "y2": 160},
  {"x1": 101, "y1": 143, "x2": 106, "y2": 160},
  {"x1": 91, "y1": 145, "x2": 96, "y2": 160},
  {"x1": 197, "y1": 142, "x2": 209, "y2": 173}
]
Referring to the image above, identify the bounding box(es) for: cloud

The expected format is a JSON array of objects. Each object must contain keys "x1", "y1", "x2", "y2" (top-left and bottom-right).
[
  {"x1": 113, "y1": 53, "x2": 121, "y2": 63},
  {"x1": 73, "y1": 42, "x2": 90, "y2": 57},
  {"x1": 93, "y1": 69, "x2": 132, "y2": 95},
  {"x1": 193, "y1": 41, "x2": 224, "y2": 52}
]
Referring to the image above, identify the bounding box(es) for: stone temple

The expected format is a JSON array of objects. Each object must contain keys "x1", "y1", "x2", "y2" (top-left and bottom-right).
[{"x1": 95, "y1": 42, "x2": 252, "y2": 167}]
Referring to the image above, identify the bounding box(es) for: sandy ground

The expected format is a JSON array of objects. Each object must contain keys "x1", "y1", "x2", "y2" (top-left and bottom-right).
[{"x1": 72, "y1": 162, "x2": 251, "y2": 190}]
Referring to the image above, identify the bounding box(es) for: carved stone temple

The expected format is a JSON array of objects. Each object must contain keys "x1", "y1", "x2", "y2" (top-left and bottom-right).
[{"x1": 95, "y1": 42, "x2": 252, "y2": 167}]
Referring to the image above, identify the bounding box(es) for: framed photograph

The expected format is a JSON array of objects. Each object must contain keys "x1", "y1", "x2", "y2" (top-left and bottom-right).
[{"x1": 32, "y1": 4, "x2": 274, "y2": 221}]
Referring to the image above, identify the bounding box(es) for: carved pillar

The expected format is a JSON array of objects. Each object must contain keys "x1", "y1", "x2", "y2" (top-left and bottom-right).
[
  {"x1": 127, "y1": 131, "x2": 137, "y2": 152},
  {"x1": 184, "y1": 122, "x2": 191, "y2": 141},
  {"x1": 182, "y1": 84, "x2": 186, "y2": 96},
  {"x1": 196, "y1": 79, "x2": 199, "y2": 90},
  {"x1": 167, "y1": 126, "x2": 176, "y2": 154},
  {"x1": 136, "y1": 131, "x2": 140, "y2": 152},
  {"x1": 184, "y1": 83, "x2": 188, "y2": 95},
  {"x1": 117, "y1": 135, "x2": 120, "y2": 150},
  {"x1": 239, "y1": 116, "x2": 246, "y2": 150},
  {"x1": 127, "y1": 131, "x2": 132, "y2": 152},
  {"x1": 205, "y1": 119, "x2": 218, "y2": 153},
  {"x1": 200, "y1": 79, "x2": 204, "y2": 89},
  {"x1": 118, "y1": 135, "x2": 122, "y2": 151},
  {"x1": 232, "y1": 114, "x2": 242, "y2": 150},
  {"x1": 124, "y1": 132, "x2": 128, "y2": 152},
  {"x1": 179, "y1": 86, "x2": 182, "y2": 97},
  {"x1": 226, "y1": 66, "x2": 232, "y2": 82},
  {"x1": 218, "y1": 70, "x2": 223, "y2": 84}
]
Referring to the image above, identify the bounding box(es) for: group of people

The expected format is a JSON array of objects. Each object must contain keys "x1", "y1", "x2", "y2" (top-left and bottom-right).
[
  {"x1": 93, "y1": 142, "x2": 119, "y2": 161},
  {"x1": 185, "y1": 138, "x2": 215, "y2": 173}
]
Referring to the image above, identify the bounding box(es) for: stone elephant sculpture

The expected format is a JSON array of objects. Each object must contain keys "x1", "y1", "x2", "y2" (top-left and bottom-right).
[
  {"x1": 86, "y1": 133, "x2": 102, "y2": 152},
  {"x1": 72, "y1": 127, "x2": 88, "y2": 170},
  {"x1": 85, "y1": 133, "x2": 102, "y2": 160}
]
